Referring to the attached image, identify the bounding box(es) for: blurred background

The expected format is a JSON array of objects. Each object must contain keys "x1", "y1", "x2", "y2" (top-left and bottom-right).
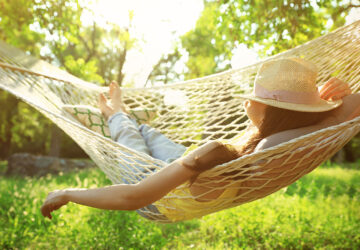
[
  {"x1": 0, "y1": 0, "x2": 360, "y2": 161},
  {"x1": 1, "y1": 1, "x2": 360, "y2": 249}
]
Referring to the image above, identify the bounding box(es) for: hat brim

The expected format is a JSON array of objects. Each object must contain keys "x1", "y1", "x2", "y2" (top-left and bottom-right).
[{"x1": 237, "y1": 94, "x2": 342, "y2": 112}]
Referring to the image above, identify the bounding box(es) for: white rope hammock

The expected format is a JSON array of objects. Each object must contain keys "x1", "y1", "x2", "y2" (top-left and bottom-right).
[{"x1": 0, "y1": 20, "x2": 360, "y2": 223}]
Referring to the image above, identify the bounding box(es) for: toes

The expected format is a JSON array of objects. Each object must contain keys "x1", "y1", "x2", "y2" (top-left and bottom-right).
[
  {"x1": 109, "y1": 82, "x2": 115, "y2": 97},
  {"x1": 99, "y1": 93, "x2": 107, "y2": 103},
  {"x1": 98, "y1": 94, "x2": 113, "y2": 119},
  {"x1": 99, "y1": 94, "x2": 109, "y2": 111},
  {"x1": 110, "y1": 82, "x2": 121, "y2": 99}
]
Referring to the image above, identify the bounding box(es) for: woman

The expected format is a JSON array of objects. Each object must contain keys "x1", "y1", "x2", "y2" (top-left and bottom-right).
[{"x1": 41, "y1": 58, "x2": 360, "y2": 220}]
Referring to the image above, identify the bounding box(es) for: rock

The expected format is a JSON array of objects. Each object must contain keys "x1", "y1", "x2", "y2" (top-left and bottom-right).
[{"x1": 6, "y1": 153, "x2": 96, "y2": 176}]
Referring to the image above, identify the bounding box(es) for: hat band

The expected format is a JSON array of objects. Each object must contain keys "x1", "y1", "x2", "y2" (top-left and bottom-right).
[{"x1": 255, "y1": 83, "x2": 321, "y2": 105}]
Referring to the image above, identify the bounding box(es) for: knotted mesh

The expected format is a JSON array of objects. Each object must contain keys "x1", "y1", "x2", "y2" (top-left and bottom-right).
[{"x1": 0, "y1": 21, "x2": 359, "y2": 222}]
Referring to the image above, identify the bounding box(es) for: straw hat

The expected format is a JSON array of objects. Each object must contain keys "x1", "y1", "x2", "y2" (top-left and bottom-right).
[{"x1": 239, "y1": 58, "x2": 342, "y2": 112}]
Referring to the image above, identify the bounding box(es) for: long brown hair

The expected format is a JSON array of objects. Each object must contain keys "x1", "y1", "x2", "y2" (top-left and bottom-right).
[{"x1": 238, "y1": 105, "x2": 332, "y2": 156}]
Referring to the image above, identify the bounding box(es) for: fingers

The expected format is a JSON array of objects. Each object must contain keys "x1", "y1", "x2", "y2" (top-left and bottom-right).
[
  {"x1": 41, "y1": 195, "x2": 58, "y2": 219},
  {"x1": 319, "y1": 77, "x2": 351, "y2": 100},
  {"x1": 322, "y1": 84, "x2": 349, "y2": 100},
  {"x1": 41, "y1": 202, "x2": 53, "y2": 219},
  {"x1": 41, "y1": 201, "x2": 64, "y2": 219},
  {"x1": 41, "y1": 190, "x2": 68, "y2": 220},
  {"x1": 325, "y1": 90, "x2": 351, "y2": 101},
  {"x1": 320, "y1": 78, "x2": 342, "y2": 95}
]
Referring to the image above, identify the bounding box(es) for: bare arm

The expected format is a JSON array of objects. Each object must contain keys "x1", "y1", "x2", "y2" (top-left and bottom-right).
[
  {"x1": 42, "y1": 82, "x2": 241, "y2": 219},
  {"x1": 329, "y1": 93, "x2": 360, "y2": 122},
  {"x1": 41, "y1": 141, "x2": 237, "y2": 219},
  {"x1": 248, "y1": 81, "x2": 359, "y2": 194},
  {"x1": 41, "y1": 160, "x2": 195, "y2": 219},
  {"x1": 255, "y1": 116, "x2": 338, "y2": 151},
  {"x1": 256, "y1": 79, "x2": 360, "y2": 151}
]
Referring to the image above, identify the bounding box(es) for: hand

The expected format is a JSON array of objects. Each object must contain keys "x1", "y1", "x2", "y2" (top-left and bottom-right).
[
  {"x1": 99, "y1": 81, "x2": 128, "y2": 119},
  {"x1": 319, "y1": 77, "x2": 351, "y2": 101},
  {"x1": 41, "y1": 189, "x2": 69, "y2": 219}
]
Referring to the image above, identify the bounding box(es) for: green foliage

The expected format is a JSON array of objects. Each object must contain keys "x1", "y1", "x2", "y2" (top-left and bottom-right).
[
  {"x1": 0, "y1": 92, "x2": 17, "y2": 156},
  {"x1": 25, "y1": 0, "x2": 136, "y2": 85},
  {"x1": 182, "y1": 3, "x2": 229, "y2": 79},
  {"x1": 0, "y1": 162, "x2": 359, "y2": 248},
  {"x1": 0, "y1": 0, "x2": 139, "y2": 159},
  {"x1": 0, "y1": 161, "x2": 6, "y2": 174},
  {"x1": 146, "y1": 48, "x2": 183, "y2": 86},
  {"x1": 0, "y1": 90, "x2": 87, "y2": 159},
  {"x1": 63, "y1": 55, "x2": 104, "y2": 84},
  {"x1": 347, "y1": 133, "x2": 360, "y2": 160},
  {"x1": 10, "y1": 101, "x2": 51, "y2": 154},
  {"x1": 217, "y1": 0, "x2": 329, "y2": 56},
  {"x1": 178, "y1": 0, "x2": 359, "y2": 78},
  {"x1": 0, "y1": 0, "x2": 44, "y2": 55}
]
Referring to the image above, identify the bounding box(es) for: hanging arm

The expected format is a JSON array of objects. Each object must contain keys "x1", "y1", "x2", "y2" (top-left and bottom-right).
[
  {"x1": 41, "y1": 141, "x2": 238, "y2": 219},
  {"x1": 40, "y1": 160, "x2": 195, "y2": 219}
]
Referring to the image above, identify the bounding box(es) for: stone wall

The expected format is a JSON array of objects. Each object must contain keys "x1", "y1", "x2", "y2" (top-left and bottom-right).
[{"x1": 6, "y1": 153, "x2": 96, "y2": 176}]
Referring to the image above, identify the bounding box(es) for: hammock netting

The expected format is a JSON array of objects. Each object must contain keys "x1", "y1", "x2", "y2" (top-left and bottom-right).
[{"x1": 0, "y1": 21, "x2": 360, "y2": 223}]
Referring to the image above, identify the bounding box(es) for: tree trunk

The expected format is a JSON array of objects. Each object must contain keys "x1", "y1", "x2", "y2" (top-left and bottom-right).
[
  {"x1": 344, "y1": 141, "x2": 355, "y2": 162},
  {"x1": 0, "y1": 91, "x2": 18, "y2": 159},
  {"x1": 48, "y1": 124, "x2": 62, "y2": 157},
  {"x1": 117, "y1": 43, "x2": 127, "y2": 86}
]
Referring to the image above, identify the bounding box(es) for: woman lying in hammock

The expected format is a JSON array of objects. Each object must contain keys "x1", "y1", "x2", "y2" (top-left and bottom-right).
[{"x1": 41, "y1": 58, "x2": 360, "y2": 220}]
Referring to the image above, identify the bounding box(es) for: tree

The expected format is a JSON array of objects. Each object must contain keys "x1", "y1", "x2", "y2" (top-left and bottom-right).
[
  {"x1": 146, "y1": 48, "x2": 183, "y2": 86},
  {"x1": 146, "y1": 2, "x2": 230, "y2": 84},
  {"x1": 217, "y1": 0, "x2": 359, "y2": 55},
  {"x1": 178, "y1": 0, "x2": 360, "y2": 78},
  {"x1": 31, "y1": 0, "x2": 137, "y2": 85},
  {"x1": 152, "y1": 0, "x2": 359, "y2": 162},
  {"x1": 0, "y1": 0, "x2": 137, "y2": 159},
  {"x1": 0, "y1": 0, "x2": 44, "y2": 55}
]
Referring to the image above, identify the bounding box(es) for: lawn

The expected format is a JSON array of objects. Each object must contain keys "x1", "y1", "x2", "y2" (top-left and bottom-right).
[{"x1": 1, "y1": 161, "x2": 359, "y2": 249}]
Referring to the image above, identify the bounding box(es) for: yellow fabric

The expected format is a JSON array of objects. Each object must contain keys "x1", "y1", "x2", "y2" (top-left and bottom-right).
[
  {"x1": 155, "y1": 183, "x2": 239, "y2": 222},
  {"x1": 154, "y1": 131, "x2": 247, "y2": 222}
]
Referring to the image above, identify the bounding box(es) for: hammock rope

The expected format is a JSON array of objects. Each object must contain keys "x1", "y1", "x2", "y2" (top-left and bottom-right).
[{"x1": 0, "y1": 20, "x2": 360, "y2": 222}]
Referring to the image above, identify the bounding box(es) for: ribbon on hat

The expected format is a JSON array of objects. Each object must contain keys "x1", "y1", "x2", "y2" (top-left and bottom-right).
[{"x1": 255, "y1": 83, "x2": 322, "y2": 105}]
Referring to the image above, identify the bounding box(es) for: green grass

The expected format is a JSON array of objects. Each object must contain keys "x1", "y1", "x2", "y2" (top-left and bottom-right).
[{"x1": 1, "y1": 162, "x2": 359, "y2": 249}]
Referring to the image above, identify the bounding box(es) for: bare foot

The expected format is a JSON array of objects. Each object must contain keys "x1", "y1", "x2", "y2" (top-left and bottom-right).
[{"x1": 99, "y1": 82, "x2": 128, "y2": 120}]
